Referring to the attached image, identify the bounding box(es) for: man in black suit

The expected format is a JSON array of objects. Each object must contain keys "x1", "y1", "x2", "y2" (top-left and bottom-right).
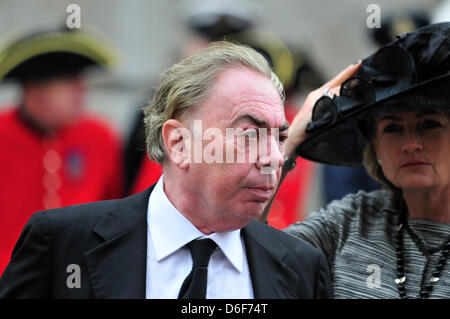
[{"x1": 0, "y1": 42, "x2": 332, "y2": 299}]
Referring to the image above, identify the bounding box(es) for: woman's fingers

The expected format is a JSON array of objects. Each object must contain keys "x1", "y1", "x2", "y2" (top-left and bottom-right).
[{"x1": 322, "y1": 60, "x2": 362, "y2": 94}]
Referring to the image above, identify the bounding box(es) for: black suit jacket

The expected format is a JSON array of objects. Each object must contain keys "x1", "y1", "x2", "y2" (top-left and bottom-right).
[{"x1": 0, "y1": 186, "x2": 333, "y2": 299}]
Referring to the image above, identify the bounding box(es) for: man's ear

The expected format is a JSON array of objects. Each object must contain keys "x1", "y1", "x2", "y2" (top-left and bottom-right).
[{"x1": 162, "y1": 119, "x2": 192, "y2": 169}]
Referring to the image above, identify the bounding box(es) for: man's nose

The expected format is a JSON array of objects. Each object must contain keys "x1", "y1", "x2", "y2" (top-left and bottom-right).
[{"x1": 256, "y1": 135, "x2": 284, "y2": 173}]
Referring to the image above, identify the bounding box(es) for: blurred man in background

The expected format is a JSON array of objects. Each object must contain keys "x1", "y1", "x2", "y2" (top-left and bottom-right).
[{"x1": 0, "y1": 27, "x2": 124, "y2": 275}]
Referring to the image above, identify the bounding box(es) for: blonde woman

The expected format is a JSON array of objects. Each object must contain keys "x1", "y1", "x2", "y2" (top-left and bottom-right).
[{"x1": 282, "y1": 22, "x2": 449, "y2": 299}]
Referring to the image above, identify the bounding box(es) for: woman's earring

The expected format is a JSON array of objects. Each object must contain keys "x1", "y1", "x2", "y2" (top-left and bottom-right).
[{"x1": 377, "y1": 158, "x2": 382, "y2": 165}]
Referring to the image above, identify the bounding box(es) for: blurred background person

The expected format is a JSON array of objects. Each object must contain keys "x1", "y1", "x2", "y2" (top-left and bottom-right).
[{"x1": 0, "y1": 26, "x2": 124, "y2": 275}]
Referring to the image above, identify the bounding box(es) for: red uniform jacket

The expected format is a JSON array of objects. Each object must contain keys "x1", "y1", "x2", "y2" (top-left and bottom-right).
[{"x1": 0, "y1": 107, "x2": 123, "y2": 275}]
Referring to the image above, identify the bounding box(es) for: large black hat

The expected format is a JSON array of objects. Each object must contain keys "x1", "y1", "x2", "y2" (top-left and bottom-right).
[
  {"x1": 296, "y1": 22, "x2": 450, "y2": 167},
  {"x1": 0, "y1": 26, "x2": 119, "y2": 83}
]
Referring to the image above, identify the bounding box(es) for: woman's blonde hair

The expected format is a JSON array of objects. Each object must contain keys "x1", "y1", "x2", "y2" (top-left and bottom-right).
[
  {"x1": 143, "y1": 41, "x2": 284, "y2": 164},
  {"x1": 362, "y1": 143, "x2": 397, "y2": 193}
]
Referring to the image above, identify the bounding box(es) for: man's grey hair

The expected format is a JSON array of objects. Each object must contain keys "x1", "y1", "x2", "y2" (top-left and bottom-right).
[{"x1": 143, "y1": 41, "x2": 285, "y2": 164}]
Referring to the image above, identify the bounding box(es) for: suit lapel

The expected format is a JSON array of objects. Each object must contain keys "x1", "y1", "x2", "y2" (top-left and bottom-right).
[
  {"x1": 242, "y1": 221, "x2": 300, "y2": 298},
  {"x1": 82, "y1": 188, "x2": 299, "y2": 298},
  {"x1": 83, "y1": 186, "x2": 155, "y2": 299}
]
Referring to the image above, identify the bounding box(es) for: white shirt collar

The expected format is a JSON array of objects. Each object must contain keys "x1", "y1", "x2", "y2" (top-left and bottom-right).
[{"x1": 148, "y1": 176, "x2": 243, "y2": 272}]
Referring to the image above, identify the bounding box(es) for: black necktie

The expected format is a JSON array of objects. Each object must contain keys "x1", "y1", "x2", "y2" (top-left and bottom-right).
[{"x1": 178, "y1": 239, "x2": 217, "y2": 299}]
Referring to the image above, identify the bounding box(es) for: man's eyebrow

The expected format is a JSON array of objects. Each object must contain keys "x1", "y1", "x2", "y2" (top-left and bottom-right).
[{"x1": 232, "y1": 114, "x2": 289, "y2": 131}]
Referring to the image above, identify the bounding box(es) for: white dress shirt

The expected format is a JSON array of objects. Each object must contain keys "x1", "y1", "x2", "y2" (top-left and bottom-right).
[{"x1": 146, "y1": 176, "x2": 254, "y2": 299}]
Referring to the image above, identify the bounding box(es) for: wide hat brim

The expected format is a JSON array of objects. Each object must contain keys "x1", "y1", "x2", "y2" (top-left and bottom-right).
[
  {"x1": 295, "y1": 22, "x2": 450, "y2": 167},
  {"x1": 0, "y1": 28, "x2": 120, "y2": 82},
  {"x1": 296, "y1": 73, "x2": 450, "y2": 166}
]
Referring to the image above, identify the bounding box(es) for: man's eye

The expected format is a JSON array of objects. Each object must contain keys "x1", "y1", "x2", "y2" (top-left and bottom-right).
[
  {"x1": 243, "y1": 129, "x2": 258, "y2": 139},
  {"x1": 421, "y1": 120, "x2": 441, "y2": 130},
  {"x1": 383, "y1": 124, "x2": 402, "y2": 133},
  {"x1": 279, "y1": 134, "x2": 288, "y2": 143}
]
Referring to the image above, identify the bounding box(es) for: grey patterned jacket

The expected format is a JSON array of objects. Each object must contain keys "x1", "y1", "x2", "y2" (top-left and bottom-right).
[{"x1": 285, "y1": 190, "x2": 450, "y2": 299}]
